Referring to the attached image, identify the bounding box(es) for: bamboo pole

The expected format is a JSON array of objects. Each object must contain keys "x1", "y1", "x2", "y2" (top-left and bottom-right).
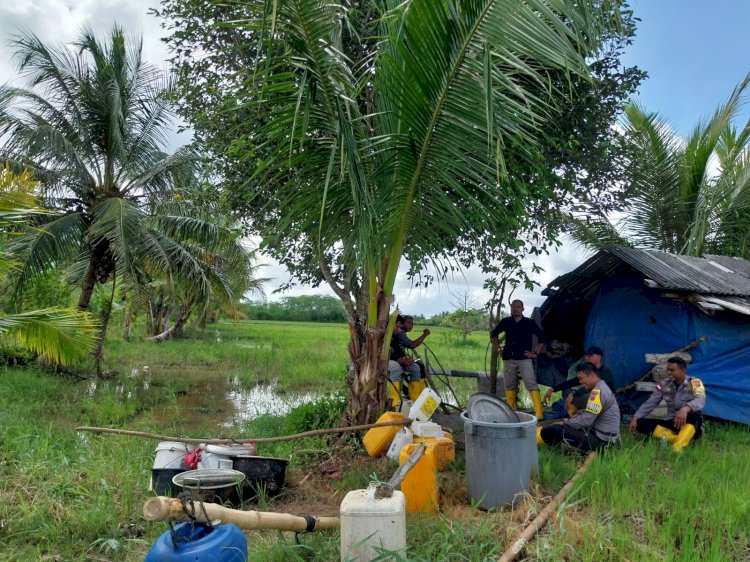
[
  {"x1": 496, "y1": 451, "x2": 597, "y2": 562},
  {"x1": 143, "y1": 496, "x2": 339, "y2": 532},
  {"x1": 76, "y1": 418, "x2": 410, "y2": 445}
]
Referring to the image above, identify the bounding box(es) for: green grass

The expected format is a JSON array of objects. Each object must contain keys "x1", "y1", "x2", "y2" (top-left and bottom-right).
[{"x1": 0, "y1": 319, "x2": 748, "y2": 561}]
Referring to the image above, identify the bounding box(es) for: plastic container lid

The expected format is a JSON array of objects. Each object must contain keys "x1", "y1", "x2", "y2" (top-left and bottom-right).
[
  {"x1": 172, "y1": 469, "x2": 246, "y2": 490},
  {"x1": 201, "y1": 443, "x2": 256, "y2": 457},
  {"x1": 466, "y1": 393, "x2": 520, "y2": 423}
]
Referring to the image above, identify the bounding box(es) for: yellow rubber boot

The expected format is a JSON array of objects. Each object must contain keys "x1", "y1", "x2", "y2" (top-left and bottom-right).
[
  {"x1": 671, "y1": 424, "x2": 696, "y2": 452},
  {"x1": 536, "y1": 426, "x2": 545, "y2": 446},
  {"x1": 530, "y1": 389, "x2": 544, "y2": 421},
  {"x1": 408, "y1": 379, "x2": 426, "y2": 401},
  {"x1": 388, "y1": 381, "x2": 402, "y2": 409},
  {"x1": 505, "y1": 389, "x2": 517, "y2": 410},
  {"x1": 652, "y1": 425, "x2": 677, "y2": 443}
]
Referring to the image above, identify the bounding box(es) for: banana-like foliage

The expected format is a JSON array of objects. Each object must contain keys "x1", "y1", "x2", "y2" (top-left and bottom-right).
[
  {"x1": 0, "y1": 167, "x2": 96, "y2": 365},
  {"x1": 570, "y1": 74, "x2": 750, "y2": 259}
]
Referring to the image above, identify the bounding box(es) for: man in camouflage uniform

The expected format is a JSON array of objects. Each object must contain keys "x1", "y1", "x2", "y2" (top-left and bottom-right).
[
  {"x1": 628, "y1": 356, "x2": 705, "y2": 452},
  {"x1": 537, "y1": 362, "x2": 621, "y2": 451}
]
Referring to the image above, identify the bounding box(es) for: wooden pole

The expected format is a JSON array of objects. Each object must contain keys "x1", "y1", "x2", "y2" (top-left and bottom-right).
[
  {"x1": 76, "y1": 418, "x2": 410, "y2": 445},
  {"x1": 496, "y1": 451, "x2": 597, "y2": 562},
  {"x1": 143, "y1": 496, "x2": 339, "y2": 531}
]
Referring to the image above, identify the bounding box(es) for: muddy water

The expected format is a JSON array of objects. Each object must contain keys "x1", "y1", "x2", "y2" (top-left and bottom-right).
[{"x1": 142, "y1": 373, "x2": 318, "y2": 432}]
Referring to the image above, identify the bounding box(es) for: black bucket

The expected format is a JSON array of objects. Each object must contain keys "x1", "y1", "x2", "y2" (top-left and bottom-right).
[
  {"x1": 151, "y1": 468, "x2": 186, "y2": 496},
  {"x1": 231, "y1": 456, "x2": 288, "y2": 499}
]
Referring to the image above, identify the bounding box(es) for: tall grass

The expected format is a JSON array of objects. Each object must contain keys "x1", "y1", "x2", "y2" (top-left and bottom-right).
[{"x1": 0, "y1": 320, "x2": 748, "y2": 560}]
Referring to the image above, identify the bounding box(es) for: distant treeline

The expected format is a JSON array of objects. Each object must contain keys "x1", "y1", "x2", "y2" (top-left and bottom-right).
[{"x1": 242, "y1": 295, "x2": 348, "y2": 323}]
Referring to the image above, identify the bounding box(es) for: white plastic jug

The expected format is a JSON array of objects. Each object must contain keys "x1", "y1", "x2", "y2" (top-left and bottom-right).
[
  {"x1": 412, "y1": 421, "x2": 444, "y2": 438},
  {"x1": 408, "y1": 388, "x2": 442, "y2": 421},
  {"x1": 386, "y1": 428, "x2": 413, "y2": 462},
  {"x1": 340, "y1": 484, "x2": 406, "y2": 562}
]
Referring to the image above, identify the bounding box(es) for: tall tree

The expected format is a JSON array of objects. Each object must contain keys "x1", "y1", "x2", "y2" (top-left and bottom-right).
[
  {"x1": 572, "y1": 75, "x2": 750, "y2": 259},
  {"x1": 0, "y1": 27, "x2": 205, "y2": 371},
  {"x1": 160, "y1": 0, "x2": 643, "y2": 424}
]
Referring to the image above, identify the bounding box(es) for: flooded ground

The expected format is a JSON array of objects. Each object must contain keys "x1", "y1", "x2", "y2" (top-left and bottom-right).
[{"x1": 83, "y1": 365, "x2": 322, "y2": 433}]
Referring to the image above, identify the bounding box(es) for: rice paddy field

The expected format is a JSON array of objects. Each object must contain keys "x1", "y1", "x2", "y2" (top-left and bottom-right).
[{"x1": 1, "y1": 319, "x2": 749, "y2": 561}]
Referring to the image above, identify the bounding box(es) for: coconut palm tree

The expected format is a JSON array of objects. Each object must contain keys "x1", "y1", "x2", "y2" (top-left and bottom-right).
[
  {"x1": 0, "y1": 26, "x2": 213, "y2": 370},
  {"x1": 571, "y1": 75, "x2": 750, "y2": 259},
  {"x1": 219, "y1": 0, "x2": 626, "y2": 423},
  {"x1": 0, "y1": 166, "x2": 96, "y2": 365}
]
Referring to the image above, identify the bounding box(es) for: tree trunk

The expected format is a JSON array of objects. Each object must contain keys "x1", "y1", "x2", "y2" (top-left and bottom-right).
[
  {"x1": 147, "y1": 306, "x2": 191, "y2": 343},
  {"x1": 123, "y1": 307, "x2": 132, "y2": 342},
  {"x1": 94, "y1": 277, "x2": 116, "y2": 376},
  {"x1": 197, "y1": 309, "x2": 208, "y2": 330},
  {"x1": 77, "y1": 257, "x2": 98, "y2": 311},
  {"x1": 343, "y1": 281, "x2": 391, "y2": 426}
]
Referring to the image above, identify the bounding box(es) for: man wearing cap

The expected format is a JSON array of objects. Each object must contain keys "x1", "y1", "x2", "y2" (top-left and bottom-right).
[
  {"x1": 490, "y1": 299, "x2": 546, "y2": 420},
  {"x1": 537, "y1": 362, "x2": 621, "y2": 451},
  {"x1": 543, "y1": 345, "x2": 614, "y2": 416},
  {"x1": 628, "y1": 356, "x2": 705, "y2": 452}
]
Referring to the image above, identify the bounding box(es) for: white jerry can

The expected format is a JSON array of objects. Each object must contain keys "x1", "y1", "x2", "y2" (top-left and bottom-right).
[
  {"x1": 340, "y1": 484, "x2": 406, "y2": 562},
  {"x1": 386, "y1": 428, "x2": 414, "y2": 462},
  {"x1": 408, "y1": 388, "x2": 442, "y2": 421}
]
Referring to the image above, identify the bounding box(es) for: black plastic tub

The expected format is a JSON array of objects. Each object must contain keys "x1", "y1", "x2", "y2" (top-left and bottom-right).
[
  {"x1": 231, "y1": 456, "x2": 288, "y2": 498},
  {"x1": 151, "y1": 468, "x2": 186, "y2": 496}
]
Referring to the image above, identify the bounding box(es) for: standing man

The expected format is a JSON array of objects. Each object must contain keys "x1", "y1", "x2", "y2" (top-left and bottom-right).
[
  {"x1": 538, "y1": 362, "x2": 621, "y2": 451},
  {"x1": 628, "y1": 356, "x2": 705, "y2": 452},
  {"x1": 491, "y1": 299, "x2": 546, "y2": 420},
  {"x1": 543, "y1": 346, "x2": 615, "y2": 416}
]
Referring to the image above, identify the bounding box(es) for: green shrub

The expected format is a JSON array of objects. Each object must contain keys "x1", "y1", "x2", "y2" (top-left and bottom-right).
[
  {"x1": 283, "y1": 391, "x2": 347, "y2": 434},
  {"x1": 0, "y1": 342, "x2": 35, "y2": 365}
]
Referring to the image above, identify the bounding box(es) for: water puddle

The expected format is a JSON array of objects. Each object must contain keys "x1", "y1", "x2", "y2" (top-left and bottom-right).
[{"x1": 141, "y1": 373, "x2": 318, "y2": 432}]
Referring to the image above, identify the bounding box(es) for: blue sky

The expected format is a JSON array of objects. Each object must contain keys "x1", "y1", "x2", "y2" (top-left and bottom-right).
[
  {"x1": 0, "y1": 1, "x2": 749, "y2": 315},
  {"x1": 623, "y1": 0, "x2": 750, "y2": 136}
]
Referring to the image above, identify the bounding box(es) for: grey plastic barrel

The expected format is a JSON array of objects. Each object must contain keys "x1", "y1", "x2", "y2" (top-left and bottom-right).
[{"x1": 461, "y1": 411, "x2": 538, "y2": 509}]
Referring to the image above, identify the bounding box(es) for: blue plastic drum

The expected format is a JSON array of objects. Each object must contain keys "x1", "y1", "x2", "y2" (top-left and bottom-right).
[{"x1": 144, "y1": 522, "x2": 247, "y2": 562}]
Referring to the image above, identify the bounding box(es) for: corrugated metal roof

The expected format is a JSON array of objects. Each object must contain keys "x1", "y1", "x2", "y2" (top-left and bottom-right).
[
  {"x1": 607, "y1": 247, "x2": 750, "y2": 296},
  {"x1": 543, "y1": 247, "x2": 750, "y2": 299}
]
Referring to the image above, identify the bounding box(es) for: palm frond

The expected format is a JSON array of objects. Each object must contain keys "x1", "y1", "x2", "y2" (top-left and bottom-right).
[{"x1": 0, "y1": 307, "x2": 97, "y2": 365}]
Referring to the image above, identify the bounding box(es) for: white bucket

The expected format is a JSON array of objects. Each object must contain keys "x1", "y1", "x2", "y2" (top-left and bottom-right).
[
  {"x1": 153, "y1": 441, "x2": 191, "y2": 470},
  {"x1": 340, "y1": 484, "x2": 406, "y2": 562}
]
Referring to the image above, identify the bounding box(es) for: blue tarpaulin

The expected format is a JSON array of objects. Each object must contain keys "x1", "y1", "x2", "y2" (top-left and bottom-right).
[{"x1": 582, "y1": 273, "x2": 750, "y2": 424}]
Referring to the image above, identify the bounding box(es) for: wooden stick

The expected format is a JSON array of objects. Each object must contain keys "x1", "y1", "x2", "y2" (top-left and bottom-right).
[
  {"x1": 496, "y1": 451, "x2": 597, "y2": 562},
  {"x1": 143, "y1": 496, "x2": 339, "y2": 531},
  {"x1": 76, "y1": 418, "x2": 410, "y2": 445}
]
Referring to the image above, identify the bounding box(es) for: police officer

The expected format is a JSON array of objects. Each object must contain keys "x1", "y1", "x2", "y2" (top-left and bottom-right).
[
  {"x1": 537, "y1": 362, "x2": 621, "y2": 451},
  {"x1": 628, "y1": 356, "x2": 705, "y2": 452}
]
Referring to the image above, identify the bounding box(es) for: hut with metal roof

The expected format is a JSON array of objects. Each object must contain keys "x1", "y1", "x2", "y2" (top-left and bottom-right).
[{"x1": 539, "y1": 246, "x2": 750, "y2": 424}]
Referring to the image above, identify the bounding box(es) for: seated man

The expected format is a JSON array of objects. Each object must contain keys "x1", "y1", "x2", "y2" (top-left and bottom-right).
[
  {"x1": 387, "y1": 315, "x2": 430, "y2": 407},
  {"x1": 628, "y1": 356, "x2": 705, "y2": 452},
  {"x1": 543, "y1": 346, "x2": 614, "y2": 416},
  {"x1": 538, "y1": 362, "x2": 621, "y2": 451}
]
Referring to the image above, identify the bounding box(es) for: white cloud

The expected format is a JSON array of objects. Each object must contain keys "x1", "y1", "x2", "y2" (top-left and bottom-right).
[{"x1": 1, "y1": 2, "x2": 593, "y2": 317}]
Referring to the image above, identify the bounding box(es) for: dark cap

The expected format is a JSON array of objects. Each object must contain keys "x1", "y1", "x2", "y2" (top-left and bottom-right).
[{"x1": 584, "y1": 345, "x2": 603, "y2": 357}]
